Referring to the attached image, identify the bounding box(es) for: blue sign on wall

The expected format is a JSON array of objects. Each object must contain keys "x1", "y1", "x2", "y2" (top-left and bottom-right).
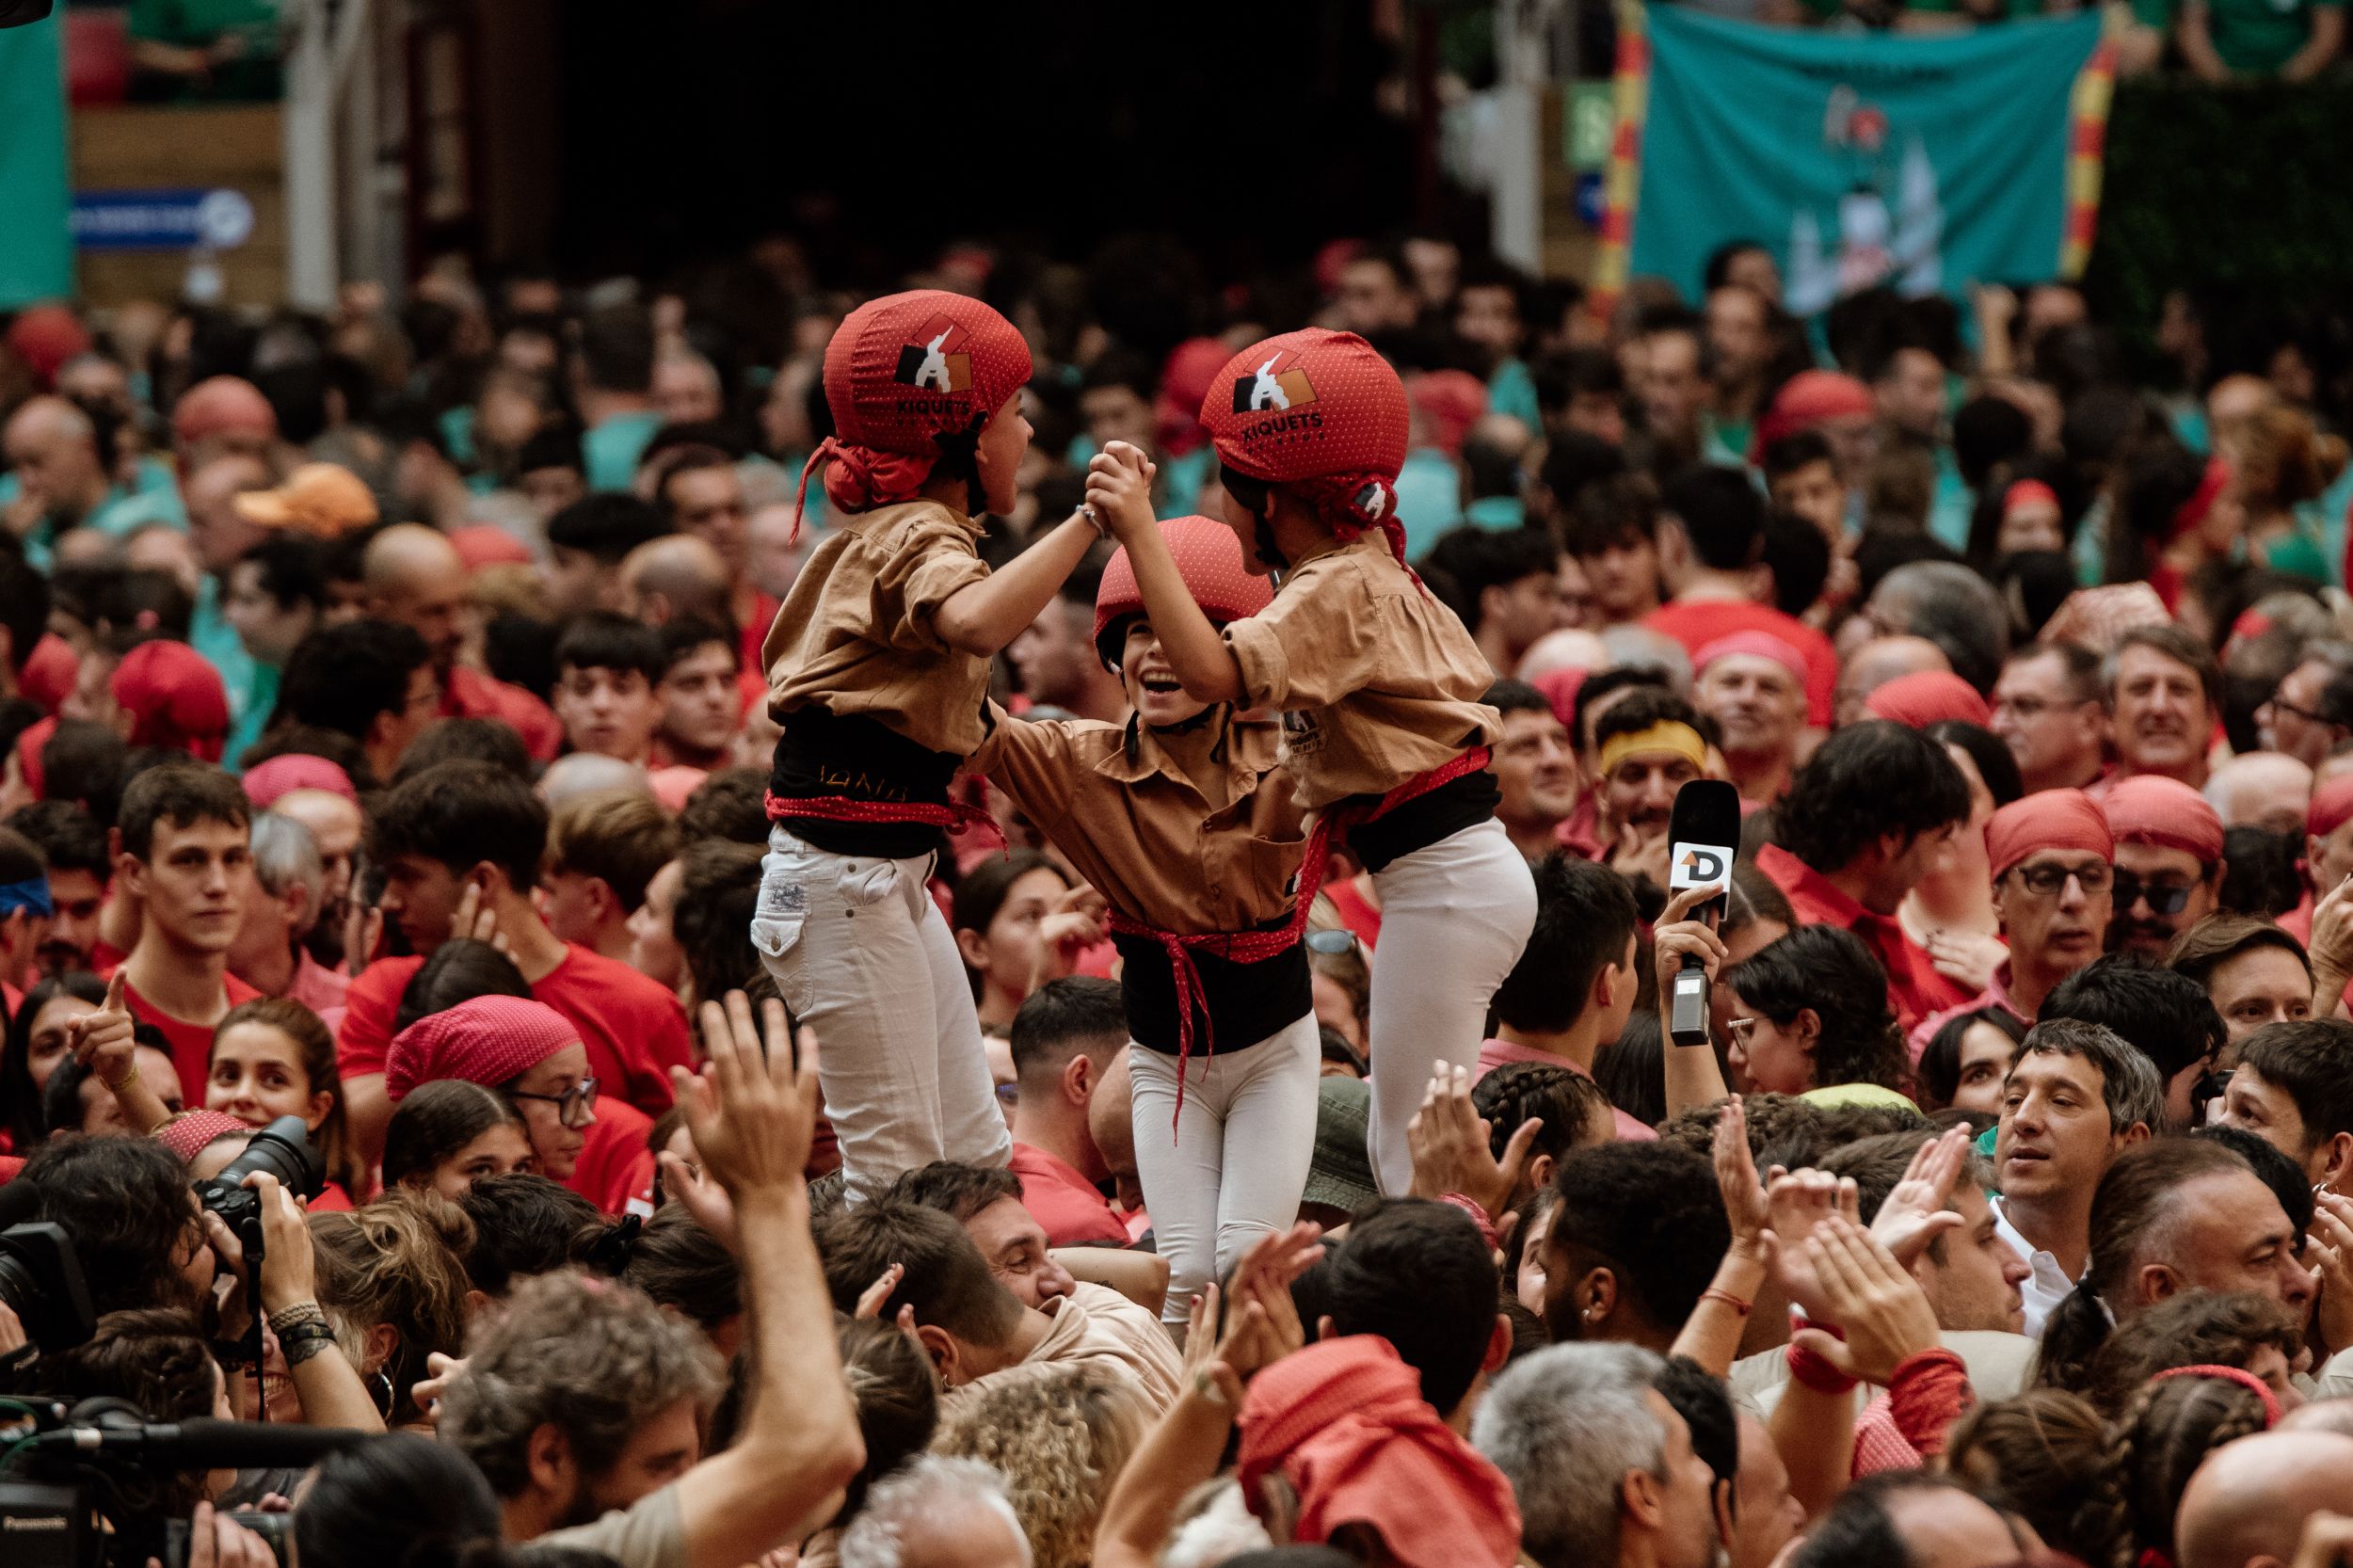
[{"x1": 71, "y1": 187, "x2": 255, "y2": 252}]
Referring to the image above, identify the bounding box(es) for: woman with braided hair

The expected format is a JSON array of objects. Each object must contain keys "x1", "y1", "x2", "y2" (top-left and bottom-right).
[
  {"x1": 2100, "y1": 1368, "x2": 2280, "y2": 1568},
  {"x1": 1942, "y1": 1387, "x2": 2120, "y2": 1568},
  {"x1": 1090, "y1": 330, "x2": 1539, "y2": 1193},
  {"x1": 757, "y1": 290, "x2": 1110, "y2": 1204}
]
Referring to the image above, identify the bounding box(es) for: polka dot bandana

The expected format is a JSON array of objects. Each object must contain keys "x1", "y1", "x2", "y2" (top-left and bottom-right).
[
  {"x1": 1199, "y1": 329, "x2": 1410, "y2": 560},
  {"x1": 796, "y1": 289, "x2": 1034, "y2": 527},
  {"x1": 385, "y1": 995, "x2": 584, "y2": 1102},
  {"x1": 1094, "y1": 515, "x2": 1273, "y2": 670}
]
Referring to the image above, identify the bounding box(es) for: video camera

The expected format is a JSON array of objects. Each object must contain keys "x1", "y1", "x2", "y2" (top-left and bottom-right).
[
  {"x1": 0, "y1": 1396, "x2": 373, "y2": 1568},
  {"x1": 0, "y1": 1222, "x2": 96, "y2": 1360}
]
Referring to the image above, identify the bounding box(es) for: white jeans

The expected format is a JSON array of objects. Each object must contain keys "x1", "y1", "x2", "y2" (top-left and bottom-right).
[
  {"x1": 1365, "y1": 817, "x2": 1539, "y2": 1194},
  {"x1": 1128, "y1": 1011, "x2": 1321, "y2": 1325},
  {"x1": 752, "y1": 827, "x2": 1011, "y2": 1205}
]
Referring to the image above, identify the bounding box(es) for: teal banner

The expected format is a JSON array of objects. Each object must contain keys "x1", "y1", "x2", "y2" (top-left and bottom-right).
[
  {"x1": 0, "y1": 14, "x2": 71, "y2": 308},
  {"x1": 1628, "y1": 6, "x2": 2104, "y2": 315}
]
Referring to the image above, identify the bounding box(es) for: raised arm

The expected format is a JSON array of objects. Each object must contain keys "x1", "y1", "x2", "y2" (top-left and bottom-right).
[
  {"x1": 668, "y1": 993, "x2": 865, "y2": 1568},
  {"x1": 1653, "y1": 884, "x2": 1732, "y2": 1117},
  {"x1": 72, "y1": 971, "x2": 174, "y2": 1135},
  {"x1": 933, "y1": 509, "x2": 1108, "y2": 656},
  {"x1": 1088, "y1": 443, "x2": 1245, "y2": 706}
]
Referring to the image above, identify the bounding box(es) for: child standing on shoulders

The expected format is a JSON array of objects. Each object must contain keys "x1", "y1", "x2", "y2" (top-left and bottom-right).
[
  {"x1": 759, "y1": 289, "x2": 1106, "y2": 1204},
  {"x1": 970, "y1": 516, "x2": 1316, "y2": 1323},
  {"x1": 1086, "y1": 329, "x2": 1539, "y2": 1194}
]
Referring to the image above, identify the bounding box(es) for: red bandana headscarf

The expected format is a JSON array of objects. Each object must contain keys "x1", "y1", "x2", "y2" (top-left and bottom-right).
[
  {"x1": 1237, "y1": 1336, "x2": 1521, "y2": 1568},
  {"x1": 794, "y1": 289, "x2": 1033, "y2": 536},
  {"x1": 1200, "y1": 329, "x2": 1411, "y2": 563},
  {"x1": 110, "y1": 641, "x2": 230, "y2": 763},
  {"x1": 384, "y1": 995, "x2": 584, "y2": 1102},
  {"x1": 1093, "y1": 515, "x2": 1272, "y2": 670}
]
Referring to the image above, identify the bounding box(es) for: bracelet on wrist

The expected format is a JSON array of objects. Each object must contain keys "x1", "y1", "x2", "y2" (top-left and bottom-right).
[
  {"x1": 267, "y1": 1301, "x2": 326, "y2": 1334},
  {"x1": 1701, "y1": 1287, "x2": 1753, "y2": 1317},
  {"x1": 100, "y1": 1062, "x2": 140, "y2": 1092},
  {"x1": 281, "y1": 1329, "x2": 339, "y2": 1368}
]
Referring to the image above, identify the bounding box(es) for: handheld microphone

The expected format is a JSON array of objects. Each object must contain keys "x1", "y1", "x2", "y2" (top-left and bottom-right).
[
  {"x1": 1664, "y1": 778, "x2": 1740, "y2": 1048},
  {"x1": 25, "y1": 1416, "x2": 376, "y2": 1469}
]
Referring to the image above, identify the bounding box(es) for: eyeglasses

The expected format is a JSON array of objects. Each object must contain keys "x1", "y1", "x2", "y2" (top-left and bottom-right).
[
  {"x1": 2266, "y1": 694, "x2": 2331, "y2": 727},
  {"x1": 2111, "y1": 872, "x2": 2200, "y2": 916},
  {"x1": 1727, "y1": 1017, "x2": 1758, "y2": 1048},
  {"x1": 510, "y1": 1077, "x2": 599, "y2": 1128},
  {"x1": 2009, "y1": 862, "x2": 2112, "y2": 897}
]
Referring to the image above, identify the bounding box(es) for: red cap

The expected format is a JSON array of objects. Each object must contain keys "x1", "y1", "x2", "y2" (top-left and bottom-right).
[
  {"x1": 1695, "y1": 630, "x2": 1808, "y2": 685},
  {"x1": 243, "y1": 753, "x2": 358, "y2": 808},
  {"x1": 2310, "y1": 776, "x2": 2353, "y2": 840},
  {"x1": 799, "y1": 290, "x2": 1032, "y2": 528},
  {"x1": 1408, "y1": 370, "x2": 1489, "y2": 459},
  {"x1": 13, "y1": 716, "x2": 54, "y2": 800},
  {"x1": 110, "y1": 642, "x2": 230, "y2": 763},
  {"x1": 19, "y1": 633, "x2": 75, "y2": 713},
  {"x1": 1986, "y1": 789, "x2": 2112, "y2": 880},
  {"x1": 2003, "y1": 479, "x2": 2060, "y2": 519},
  {"x1": 1866, "y1": 670, "x2": 1992, "y2": 730},
  {"x1": 156, "y1": 1110, "x2": 252, "y2": 1166},
  {"x1": 171, "y1": 376, "x2": 278, "y2": 447},
  {"x1": 1752, "y1": 371, "x2": 1875, "y2": 456},
  {"x1": 5, "y1": 305, "x2": 90, "y2": 390},
  {"x1": 1531, "y1": 667, "x2": 1585, "y2": 728},
  {"x1": 2103, "y1": 775, "x2": 2225, "y2": 863},
  {"x1": 1156, "y1": 337, "x2": 1232, "y2": 458},
  {"x1": 385, "y1": 995, "x2": 584, "y2": 1102},
  {"x1": 1201, "y1": 329, "x2": 1411, "y2": 561},
  {"x1": 1094, "y1": 516, "x2": 1272, "y2": 672},
  {"x1": 448, "y1": 523, "x2": 535, "y2": 570}
]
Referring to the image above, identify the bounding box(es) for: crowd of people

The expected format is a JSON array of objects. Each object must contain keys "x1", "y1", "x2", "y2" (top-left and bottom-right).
[{"x1": 0, "y1": 216, "x2": 2352, "y2": 1568}]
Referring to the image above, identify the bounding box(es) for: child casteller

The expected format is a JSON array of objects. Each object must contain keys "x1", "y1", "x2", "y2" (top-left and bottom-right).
[
  {"x1": 757, "y1": 290, "x2": 1105, "y2": 1203},
  {"x1": 1086, "y1": 328, "x2": 1540, "y2": 1193},
  {"x1": 970, "y1": 514, "x2": 1314, "y2": 1323}
]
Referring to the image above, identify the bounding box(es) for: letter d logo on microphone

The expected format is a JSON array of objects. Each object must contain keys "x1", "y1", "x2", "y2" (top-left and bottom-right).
[{"x1": 1669, "y1": 843, "x2": 1729, "y2": 892}]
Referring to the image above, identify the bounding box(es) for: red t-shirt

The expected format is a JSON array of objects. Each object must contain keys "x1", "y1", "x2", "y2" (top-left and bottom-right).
[
  {"x1": 570, "y1": 1097, "x2": 657, "y2": 1216},
  {"x1": 443, "y1": 665, "x2": 563, "y2": 762},
  {"x1": 338, "y1": 945, "x2": 691, "y2": 1116},
  {"x1": 124, "y1": 972, "x2": 264, "y2": 1106},
  {"x1": 1007, "y1": 1142, "x2": 1129, "y2": 1247},
  {"x1": 1755, "y1": 844, "x2": 1970, "y2": 1034},
  {"x1": 1474, "y1": 1037, "x2": 1658, "y2": 1142},
  {"x1": 1323, "y1": 879, "x2": 1383, "y2": 950},
  {"x1": 1642, "y1": 600, "x2": 1838, "y2": 727}
]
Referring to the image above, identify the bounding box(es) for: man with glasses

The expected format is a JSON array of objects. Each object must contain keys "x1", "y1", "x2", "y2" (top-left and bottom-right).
[
  {"x1": 1990, "y1": 641, "x2": 2107, "y2": 794},
  {"x1": 2102, "y1": 774, "x2": 2228, "y2": 959},
  {"x1": 2257, "y1": 644, "x2": 2353, "y2": 769},
  {"x1": 1910, "y1": 789, "x2": 2114, "y2": 1055}
]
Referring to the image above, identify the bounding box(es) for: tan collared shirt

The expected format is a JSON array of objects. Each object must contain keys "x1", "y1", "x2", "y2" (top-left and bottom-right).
[
  {"x1": 941, "y1": 1282, "x2": 1186, "y2": 1422},
  {"x1": 759, "y1": 499, "x2": 994, "y2": 759},
  {"x1": 971, "y1": 706, "x2": 1306, "y2": 936},
  {"x1": 1222, "y1": 535, "x2": 1500, "y2": 809}
]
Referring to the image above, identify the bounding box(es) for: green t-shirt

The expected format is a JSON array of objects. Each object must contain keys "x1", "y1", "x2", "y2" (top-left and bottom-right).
[
  {"x1": 2207, "y1": 0, "x2": 2340, "y2": 72},
  {"x1": 127, "y1": 0, "x2": 282, "y2": 99},
  {"x1": 583, "y1": 408, "x2": 663, "y2": 494}
]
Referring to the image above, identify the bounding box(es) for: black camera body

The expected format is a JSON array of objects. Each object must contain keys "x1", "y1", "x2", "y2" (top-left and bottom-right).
[
  {"x1": 0, "y1": 1222, "x2": 95, "y2": 1357},
  {"x1": 191, "y1": 1116, "x2": 326, "y2": 1273}
]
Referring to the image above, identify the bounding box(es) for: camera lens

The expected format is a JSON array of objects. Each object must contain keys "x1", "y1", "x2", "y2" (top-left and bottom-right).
[{"x1": 211, "y1": 1115, "x2": 326, "y2": 1202}]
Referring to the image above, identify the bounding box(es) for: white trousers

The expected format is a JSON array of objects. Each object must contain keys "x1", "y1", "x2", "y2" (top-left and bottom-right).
[
  {"x1": 1127, "y1": 1011, "x2": 1322, "y2": 1325},
  {"x1": 752, "y1": 827, "x2": 1011, "y2": 1206},
  {"x1": 1365, "y1": 817, "x2": 1540, "y2": 1194}
]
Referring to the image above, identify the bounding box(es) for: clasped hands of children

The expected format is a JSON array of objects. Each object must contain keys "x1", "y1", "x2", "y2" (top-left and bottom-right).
[{"x1": 1086, "y1": 441, "x2": 1160, "y2": 539}]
